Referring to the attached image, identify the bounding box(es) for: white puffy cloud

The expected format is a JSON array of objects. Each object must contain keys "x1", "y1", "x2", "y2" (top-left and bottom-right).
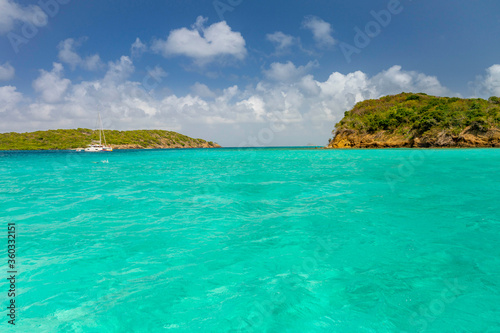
[
  {"x1": 131, "y1": 37, "x2": 147, "y2": 58},
  {"x1": 57, "y1": 38, "x2": 103, "y2": 71},
  {"x1": 266, "y1": 32, "x2": 296, "y2": 54},
  {"x1": 32, "y1": 63, "x2": 71, "y2": 103},
  {"x1": 151, "y1": 16, "x2": 246, "y2": 65},
  {"x1": 146, "y1": 66, "x2": 167, "y2": 81},
  {"x1": 2, "y1": 60, "x2": 455, "y2": 146},
  {"x1": 302, "y1": 16, "x2": 336, "y2": 48},
  {"x1": 0, "y1": 62, "x2": 15, "y2": 81},
  {"x1": 0, "y1": 85, "x2": 22, "y2": 113},
  {"x1": 370, "y1": 65, "x2": 451, "y2": 97},
  {"x1": 83, "y1": 54, "x2": 103, "y2": 71},
  {"x1": 264, "y1": 61, "x2": 317, "y2": 82},
  {"x1": 0, "y1": 0, "x2": 47, "y2": 34},
  {"x1": 191, "y1": 82, "x2": 216, "y2": 98},
  {"x1": 104, "y1": 56, "x2": 134, "y2": 83},
  {"x1": 474, "y1": 64, "x2": 500, "y2": 97},
  {"x1": 57, "y1": 39, "x2": 80, "y2": 68}
]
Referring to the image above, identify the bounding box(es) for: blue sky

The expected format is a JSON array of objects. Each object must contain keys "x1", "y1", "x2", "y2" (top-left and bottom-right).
[{"x1": 1, "y1": 0, "x2": 500, "y2": 146}]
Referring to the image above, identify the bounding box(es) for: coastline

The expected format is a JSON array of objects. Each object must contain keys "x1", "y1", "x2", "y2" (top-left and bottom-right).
[
  {"x1": 0, "y1": 146, "x2": 222, "y2": 152},
  {"x1": 0, "y1": 129, "x2": 221, "y2": 151},
  {"x1": 326, "y1": 127, "x2": 500, "y2": 149}
]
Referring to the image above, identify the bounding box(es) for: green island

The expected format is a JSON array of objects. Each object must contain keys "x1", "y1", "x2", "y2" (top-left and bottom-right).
[
  {"x1": 328, "y1": 92, "x2": 500, "y2": 148},
  {"x1": 0, "y1": 129, "x2": 220, "y2": 150}
]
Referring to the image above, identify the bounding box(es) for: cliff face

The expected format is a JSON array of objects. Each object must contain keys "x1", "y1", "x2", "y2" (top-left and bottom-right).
[
  {"x1": 327, "y1": 93, "x2": 500, "y2": 148},
  {"x1": 329, "y1": 126, "x2": 500, "y2": 148}
]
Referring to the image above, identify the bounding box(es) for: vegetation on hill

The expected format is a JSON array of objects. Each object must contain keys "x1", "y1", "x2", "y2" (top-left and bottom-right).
[
  {"x1": 0, "y1": 129, "x2": 220, "y2": 150},
  {"x1": 329, "y1": 93, "x2": 500, "y2": 148}
]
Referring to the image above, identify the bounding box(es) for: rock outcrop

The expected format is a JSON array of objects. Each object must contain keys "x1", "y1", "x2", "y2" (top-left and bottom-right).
[
  {"x1": 328, "y1": 126, "x2": 500, "y2": 148},
  {"x1": 327, "y1": 93, "x2": 500, "y2": 149}
]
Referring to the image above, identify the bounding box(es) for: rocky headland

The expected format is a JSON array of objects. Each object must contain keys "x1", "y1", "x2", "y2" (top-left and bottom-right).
[{"x1": 327, "y1": 93, "x2": 500, "y2": 148}]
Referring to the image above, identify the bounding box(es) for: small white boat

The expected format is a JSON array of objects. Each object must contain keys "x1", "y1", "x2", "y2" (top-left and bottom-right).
[
  {"x1": 83, "y1": 113, "x2": 113, "y2": 152},
  {"x1": 85, "y1": 144, "x2": 113, "y2": 152}
]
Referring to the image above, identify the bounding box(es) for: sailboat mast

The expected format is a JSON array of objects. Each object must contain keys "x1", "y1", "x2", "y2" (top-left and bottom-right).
[
  {"x1": 99, "y1": 113, "x2": 102, "y2": 145},
  {"x1": 101, "y1": 113, "x2": 107, "y2": 146}
]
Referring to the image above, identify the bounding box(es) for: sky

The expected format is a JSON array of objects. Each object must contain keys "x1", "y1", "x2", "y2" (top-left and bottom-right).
[{"x1": 1, "y1": 0, "x2": 500, "y2": 147}]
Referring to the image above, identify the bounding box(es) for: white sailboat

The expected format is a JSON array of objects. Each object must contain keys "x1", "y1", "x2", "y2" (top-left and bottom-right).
[{"x1": 84, "y1": 113, "x2": 113, "y2": 152}]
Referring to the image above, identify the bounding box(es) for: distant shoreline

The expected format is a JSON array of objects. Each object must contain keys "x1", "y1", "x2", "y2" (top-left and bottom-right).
[
  {"x1": 0, "y1": 147, "x2": 221, "y2": 152},
  {"x1": 0, "y1": 129, "x2": 221, "y2": 151},
  {"x1": 2, "y1": 146, "x2": 499, "y2": 153}
]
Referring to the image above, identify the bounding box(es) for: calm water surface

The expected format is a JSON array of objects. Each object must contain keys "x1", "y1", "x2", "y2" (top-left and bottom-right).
[{"x1": 1, "y1": 148, "x2": 499, "y2": 332}]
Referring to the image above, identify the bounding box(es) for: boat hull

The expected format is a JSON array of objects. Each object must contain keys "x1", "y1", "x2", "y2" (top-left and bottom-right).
[{"x1": 84, "y1": 145, "x2": 113, "y2": 152}]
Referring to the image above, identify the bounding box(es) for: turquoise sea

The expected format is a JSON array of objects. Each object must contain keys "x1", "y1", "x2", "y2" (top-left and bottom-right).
[{"x1": 1, "y1": 148, "x2": 500, "y2": 332}]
